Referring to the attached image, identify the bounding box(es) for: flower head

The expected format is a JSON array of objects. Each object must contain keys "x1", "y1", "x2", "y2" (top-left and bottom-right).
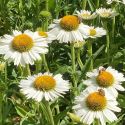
[
  {"x1": 76, "y1": 10, "x2": 97, "y2": 20},
  {"x1": 19, "y1": 72, "x2": 70, "y2": 102},
  {"x1": 83, "y1": 66, "x2": 125, "y2": 97},
  {"x1": 39, "y1": 11, "x2": 52, "y2": 21},
  {"x1": 49, "y1": 15, "x2": 86, "y2": 43},
  {"x1": 73, "y1": 87, "x2": 121, "y2": 125},
  {"x1": 82, "y1": 25, "x2": 106, "y2": 39},
  {"x1": 0, "y1": 30, "x2": 48, "y2": 66},
  {"x1": 96, "y1": 8, "x2": 118, "y2": 18}
]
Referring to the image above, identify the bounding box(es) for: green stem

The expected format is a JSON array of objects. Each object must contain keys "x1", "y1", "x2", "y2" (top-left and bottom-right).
[
  {"x1": 87, "y1": 40, "x2": 93, "y2": 70},
  {"x1": 0, "y1": 93, "x2": 2, "y2": 125},
  {"x1": 77, "y1": 48, "x2": 84, "y2": 70},
  {"x1": 71, "y1": 43, "x2": 75, "y2": 74},
  {"x1": 44, "y1": 0, "x2": 49, "y2": 31},
  {"x1": 106, "y1": 31, "x2": 110, "y2": 64},
  {"x1": 4, "y1": 62, "x2": 7, "y2": 82},
  {"x1": 103, "y1": 21, "x2": 110, "y2": 64},
  {"x1": 96, "y1": 0, "x2": 99, "y2": 8},
  {"x1": 45, "y1": 101, "x2": 55, "y2": 125},
  {"x1": 55, "y1": 102, "x2": 60, "y2": 125},
  {"x1": 35, "y1": 59, "x2": 42, "y2": 73},
  {"x1": 45, "y1": 0, "x2": 49, "y2": 11},
  {"x1": 23, "y1": 64, "x2": 31, "y2": 76},
  {"x1": 55, "y1": 100, "x2": 60, "y2": 114},
  {"x1": 112, "y1": 17, "x2": 115, "y2": 43},
  {"x1": 71, "y1": 43, "x2": 78, "y2": 95},
  {"x1": 37, "y1": 103, "x2": 43, "y2": 124},
  {"x1": 18, "y1": 65, "x2": 23, "y2": 76},
  {"x1": 42, "y1": 54, "x2": 49, "y2": 72},
  {"x1": 82, "y1": 0, "x2": 87, "y2": 9}
]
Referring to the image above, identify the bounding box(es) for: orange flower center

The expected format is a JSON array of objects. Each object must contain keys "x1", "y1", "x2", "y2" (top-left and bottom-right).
[
  {"x1": 96, "y1": 70, "x2": 114, "y2": 87},
  {"x1": 89, "y1": 29, "x2": 96, "y2": 36},
  {"x1": 38, "y1": 31, "x2": 48, "y2": 37},
  {"x1": 12, "y1": 34, "x2": 34, "y2": 52},
  {"x1": 86, "y1": 91, "x2": 107, "y2": 111},
  {"x1": 34, "y1": 75, "x2": 56, "y2": 91},
  {"x1": 60, "y1": 15, "x2": 80, "y2": 31}
]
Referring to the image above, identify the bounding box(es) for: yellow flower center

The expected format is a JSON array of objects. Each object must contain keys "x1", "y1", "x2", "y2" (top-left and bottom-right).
[
  {"x1": 101, "y1": 12, "x2": 111, "y2": 17},
  {"x1": 96, "y1": 70, "x2": 114, "y2": 87},
  {"x1": 60, "y1": 15, "x2": 80, "y2": 31},
  {"x1": 82, "y1": 13, "x2": 90, "y2": 17},
  {"x1": 38, "y1": 31, "x2": 48, "y2": 37},
  {"x1": 89, "y1": 29, "x2": 96, "y2": 36},
  {"x1": 34, "y1": 75, "x2": 56, "y2": 91},
  {"x1": 86, "y1": 91, "x2": 107, "y2": 111},
  {"x1": 12, "y1": 34, "x2": 34, "y2": 52}
]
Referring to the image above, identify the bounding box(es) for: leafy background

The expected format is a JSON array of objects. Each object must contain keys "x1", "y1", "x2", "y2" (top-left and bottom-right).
[{"x1": 0, "y1": 0, "x2": 125, "y2": 125}]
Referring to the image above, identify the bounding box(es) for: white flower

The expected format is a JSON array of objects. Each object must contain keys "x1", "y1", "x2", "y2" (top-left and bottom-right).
[
  {"x1": 19, "y1": 72, "x2": 70, "y2": 102},
  {"x1": 0, "y1": 30, "x2": 48, "y2": 66},
  {"x1": 36, "y1": 31, "x2": 56, "y2": 43},
  {"x1": 123, "y1": 0, "x2": 125, "y2": 4},
  {"x1": 96, "y1": 8, "x2": 118, "y2": 18},
  {"x1": 76, "y1": 10, "x2": 97, "y2": 20},
  {"x1": 49, "y1": 15, "x2": 86, "y2": 43},
  {"x1": 82, "y1": 25, "x2": 106, "y2": 39},
  {"x1": 83, "y1": 66, "x2": 125, "y2": 97},
  {"x1": 73, "y1": 87, "x2": 121, "y2": 125}
]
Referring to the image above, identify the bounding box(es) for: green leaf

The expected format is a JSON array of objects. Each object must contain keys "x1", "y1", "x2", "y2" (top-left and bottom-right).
[{"x1": 54, "y1": 108, "x2": 70, "y2": 125}]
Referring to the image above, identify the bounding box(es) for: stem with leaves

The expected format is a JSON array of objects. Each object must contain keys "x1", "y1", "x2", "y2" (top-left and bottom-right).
[{"x1": 44, "y1": 101, "x2": 55, "y2": 125}]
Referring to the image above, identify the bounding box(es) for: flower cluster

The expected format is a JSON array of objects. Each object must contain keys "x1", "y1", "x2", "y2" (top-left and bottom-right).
[
  {"x1": 0, "y1": 5, "x2": 124, "y2": 125},
  {"x1": 73, "y1": 66, "x2": 125, "y2": 125},
  {"x1": 76, "y1": 8, "x2": 117, "y2": 20}
]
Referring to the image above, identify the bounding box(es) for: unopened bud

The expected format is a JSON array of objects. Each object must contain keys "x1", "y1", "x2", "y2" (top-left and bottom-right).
[{"x1": 67, "y1": 112, "x2": 81, "y2": 123}]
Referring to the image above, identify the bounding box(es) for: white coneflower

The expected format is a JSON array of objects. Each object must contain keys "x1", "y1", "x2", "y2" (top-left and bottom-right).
[
  {"x1": 49, "y1": 15, "x2": 86, "y2": 43},
  {"x1": 76, "y1": 10, "x2": 97, "y2": 20},
  {"x1": 0, "y1": 30, "x2": 48, "y2": 66},
  {"x1": 73, "y1": 87, "x2": 121, "y2": 125},
  {"x1": 96, "y1": 8, "x2": 118, "y2": 18},
  {"x1": 82, "y1": 25, "x2": 106, "y2": 38},
  {"x1": 83, "y1": 66, "x2": 125, "y2": 97},
  {"x1": 19, "y1": 72, "x2": 70, "y2": 102}
]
